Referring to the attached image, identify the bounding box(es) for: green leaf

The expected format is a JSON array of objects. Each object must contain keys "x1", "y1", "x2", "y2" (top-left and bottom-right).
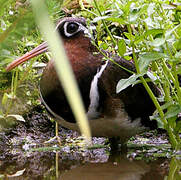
[
  {"x1": 129, "y1": 4, "x2": 148, "y2": 23},
  {"x1": 160, "y1": 101, "x2": 174, "y2": 111},
  {"x1": 164, "y1": 104, "x2": 181, "y2": 119},
  {"x1": 174, "y1": 37, "x2": 181, "y2": 50},
  {"x1": 100, "y1": 42, "x2": 108, "y2": 50},
  {"x1": 144, "y1": 29, "x2": 164, "y2": 38},
  {"x1": 2, "y1": 93, "x2": 8, "y2": 106},
  {"x1": 116, "y1": 74, "x2": 141, "y2": 93},
  {"x1": 149, "y1": 37, "x2": 165, "y2": 47},
  {"x1": 134, "y1": 34, "x2": 144, "y2": 44},
  {"x1": 150, "y1": 114, "x2": 164, "y2": 129},
  {"x1": 106, "y1": 17, "x2": 125, "y2": 24},
  {"x1": 117, "y1": 39, "x2": 126, "y2": 57},
  {"x1": 138, "y1": 52, "x2": 168, "y2": 73},
  {"x1": 124, "y1": 55, "x2": 132, "y2": 60},
  {"x1": 123, "y1": 32, "x2": 134, "y2": 41},
  {"x1": 165, "y1": 25, "x2": 180, "y2": 39},
  {"x1": 2, "y1": 93, "x2": 16, "y2": 106},
  {"x1": 175, "y1": 51, "x2": 181, "y2": 59},
  {"x1": 175, "y1": 121, "x2": 181, "y2": 133}
]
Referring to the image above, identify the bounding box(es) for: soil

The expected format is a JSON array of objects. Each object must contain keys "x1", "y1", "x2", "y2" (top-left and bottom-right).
[{"x1": 0, "y1": 105, "x2": 171, "y2": 179}]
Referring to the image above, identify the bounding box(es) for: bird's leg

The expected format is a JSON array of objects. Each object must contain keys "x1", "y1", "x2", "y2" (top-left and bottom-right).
[
  {"x1": 109, "y1": 137, "x2": 121, "y2": 153},
  {"x1": 109, "y1": 137, "x2": 128, "y2": 155},
  {"x1": 109, "y1": 137, "x2": 120, "y2": 151},
  {"x1": 120, "y1": 143, "x2": 128, "y2": 154}
]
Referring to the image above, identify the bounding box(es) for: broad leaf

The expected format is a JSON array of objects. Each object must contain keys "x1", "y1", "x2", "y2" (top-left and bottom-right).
[
  {"x1": 144, "y1": 29, "x2": 164, "y2": 38},
  {"x1": 165, "y1": 25, "x2": 180, "y2": 39},
  {"x1": 150, "y1": 114, "x2": 164, "y2": 129},
  {"x1": 117, "y1": 39, "x2": 126, "y2": 57},
  {"x1": 164, "y1": 104, "x2": 181, "y2": 119},
  {"x1": 106, "y1": 17, "x2": 125, "y2": 24},
  {"x1": 138, "y1": 52, "x2": 168, "y2": 73},
  {"x1": 116, "y1": 74, "x2": 141, "y2": 93},
  {"x1": 149, "y1": 37, "x2": 165, "y2": 47},
  {"x1": 174, "y1": 37, "x2": 181, "y2": 51}
]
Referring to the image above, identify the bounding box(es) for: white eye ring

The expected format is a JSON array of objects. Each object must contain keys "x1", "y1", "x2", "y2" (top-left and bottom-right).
[
  {"x1": 56, "y1": 20, "x2": 92, "y2": 38},
  {"x1": 63, "y1": 22, "x2": 80, "y2": 37},
  {"x1": 63, "y1": 21, "x2": 91, "y2": 38}
]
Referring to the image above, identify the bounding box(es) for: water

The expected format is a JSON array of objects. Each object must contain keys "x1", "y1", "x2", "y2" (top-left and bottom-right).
[
  {"x1": 0, "y1": 109, "x2": 179, "y2": 179},
  {"x1": 0, "y1": 150, "x2": 170, "y2": 180}
]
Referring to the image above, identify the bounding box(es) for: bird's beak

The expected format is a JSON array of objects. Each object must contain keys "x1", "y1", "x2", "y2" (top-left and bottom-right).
[{"x1": 6, "y1": 41, "x2": 48, "y2": 72}]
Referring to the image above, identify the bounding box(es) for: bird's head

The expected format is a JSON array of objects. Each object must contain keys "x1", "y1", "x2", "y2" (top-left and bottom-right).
[
  {"x1": 6, "y1": 17, "x2": 98, "y2": 72},
  {"x1": 6, "y1": 17, "x2": 103, "y2": 123}
]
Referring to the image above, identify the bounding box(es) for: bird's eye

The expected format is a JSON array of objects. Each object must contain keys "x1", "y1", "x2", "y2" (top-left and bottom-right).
[{"x1": 66, "y1": 23, "x2": 79, "y2": 34}]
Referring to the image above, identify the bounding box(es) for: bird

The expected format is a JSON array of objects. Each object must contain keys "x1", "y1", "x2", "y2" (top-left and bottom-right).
[{"x1": 6, "y1": 17, "x2": 159, "y2": 149}]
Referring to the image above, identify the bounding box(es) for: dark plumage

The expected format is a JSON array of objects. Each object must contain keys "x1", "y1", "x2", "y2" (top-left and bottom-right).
[{"x1": 6, "y1": 17, "x2": 159, "y2": 145}]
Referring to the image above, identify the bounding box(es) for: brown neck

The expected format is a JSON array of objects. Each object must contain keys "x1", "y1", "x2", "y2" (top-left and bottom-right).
[
  {"x1": 40, "y1": 34, "x2": 103, "y2": 122},
  {"x1": 63, "y1": 32, "x2": 102, "y2": 80}
]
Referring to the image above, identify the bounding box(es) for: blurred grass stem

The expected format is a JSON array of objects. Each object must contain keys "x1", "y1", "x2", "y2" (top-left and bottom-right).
[{"x1": 31, "y1": 0, "x2": 91, "y2": 141}]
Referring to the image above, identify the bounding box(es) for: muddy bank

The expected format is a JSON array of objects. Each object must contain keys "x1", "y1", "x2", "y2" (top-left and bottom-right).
[{"x1": 0, "y1": 105, "x2": 171, "y2": 179}]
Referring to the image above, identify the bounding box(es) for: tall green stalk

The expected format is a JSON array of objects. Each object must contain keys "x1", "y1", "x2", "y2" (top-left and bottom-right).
[
  {"x1": 31, "y1": 0, "x2": 91, "y2": 140},
  {"x1": 93, "y1": 0, "x2": 117, "y2": 46}
]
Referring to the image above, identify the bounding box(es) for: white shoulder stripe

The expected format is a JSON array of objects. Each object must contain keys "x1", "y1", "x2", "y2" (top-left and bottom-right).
[{"x1": 87, "y1": 60, "x2": 109, "y2": 119}]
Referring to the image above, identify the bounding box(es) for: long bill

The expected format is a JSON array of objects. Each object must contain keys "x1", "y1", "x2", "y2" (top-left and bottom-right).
[{"x1": 6, "y1": 42, "x2": 48, "y2": 72}]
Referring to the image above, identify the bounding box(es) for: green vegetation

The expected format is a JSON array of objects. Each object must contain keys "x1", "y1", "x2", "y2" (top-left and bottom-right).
[
  {"x1": 1, "y1": 0, "x2": 181, "y2": 151},
  {"x1": 0, "y1": 0, "x2": 64, "y2": 128}
]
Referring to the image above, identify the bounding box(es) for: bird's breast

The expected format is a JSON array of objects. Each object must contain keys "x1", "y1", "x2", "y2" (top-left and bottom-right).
[{"x1": 39, "y1": 53, "x2": 106, "y2": 123}]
